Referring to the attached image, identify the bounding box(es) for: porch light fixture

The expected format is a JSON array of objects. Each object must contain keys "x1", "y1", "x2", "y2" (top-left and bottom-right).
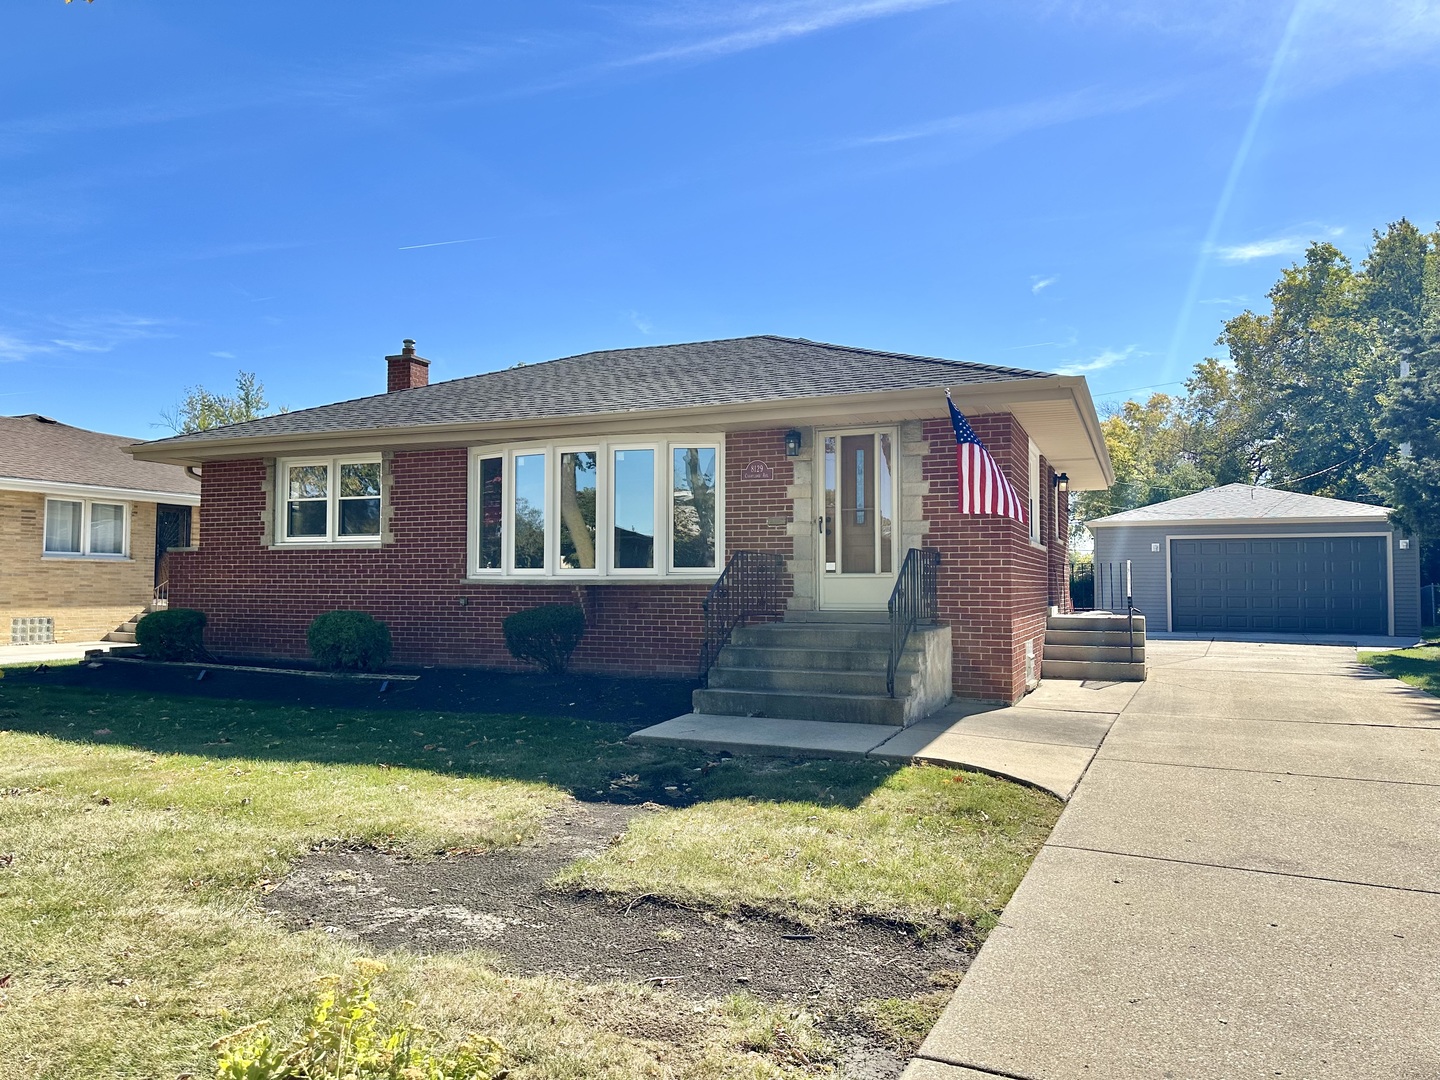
[
  {"x1": 784, "y1": 429, "x2": 802, "y2": 457},
  {"x1": 1053, "y1": 472, "x2": 1069, "y2": 492}
]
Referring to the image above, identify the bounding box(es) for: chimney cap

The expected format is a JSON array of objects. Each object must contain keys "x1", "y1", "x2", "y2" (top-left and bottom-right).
[{"x1": 402, "y1": 338, "x2": 416, "y2": 356}]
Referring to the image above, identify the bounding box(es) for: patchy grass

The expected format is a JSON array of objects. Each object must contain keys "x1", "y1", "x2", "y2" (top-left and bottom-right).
[
  {"x1": 1360, "y1": 642, "x2": 1440, "y2": 696},
  {"x1": 0, "y1": 680, "x2": 1059, "y2": 1079},
  {"x1": 556, "y1": 760, "x2": 1056, "y2": 930}
]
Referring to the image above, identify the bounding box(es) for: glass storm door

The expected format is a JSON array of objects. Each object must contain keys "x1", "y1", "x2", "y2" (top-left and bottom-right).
[{"x1": 816, "y1": 428, "x2": 898, "y2": 610}]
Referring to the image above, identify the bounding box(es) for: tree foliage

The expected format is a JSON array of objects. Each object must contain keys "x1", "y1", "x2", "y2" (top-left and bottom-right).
[
  {"x1": 160, "y1": 371, "x2": 279, "y2": 434},
  {"x1": 1079, "y1": 218, "x2": 1440, "y2": 580}
]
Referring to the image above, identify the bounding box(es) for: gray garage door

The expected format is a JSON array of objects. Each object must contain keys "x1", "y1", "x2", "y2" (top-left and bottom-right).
[{"x1": 1170, "y1": 536, "x2": 1388, "y2": 634}]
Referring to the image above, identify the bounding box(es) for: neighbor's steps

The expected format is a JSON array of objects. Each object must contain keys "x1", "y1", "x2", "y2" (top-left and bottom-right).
[
  {"x1": 103, "y1": 603, "x2": 162, "y2": 644},
  {"x1": 1042, "y1": 612, "x2": 1147, "y2": 682}
]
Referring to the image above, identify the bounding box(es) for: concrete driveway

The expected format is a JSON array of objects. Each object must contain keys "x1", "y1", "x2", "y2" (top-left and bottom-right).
[{"x1": 906, "y1": 638, "x2": 1440, "y2": 1080}]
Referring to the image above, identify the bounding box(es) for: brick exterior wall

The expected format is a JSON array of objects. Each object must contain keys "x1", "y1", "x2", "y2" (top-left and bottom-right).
[
  {"x1": 168, "y1": 418, "x2": 1064, "y2": 701},
  {"x1": 915, "y1": 414, "x2": 1064, "y2": 702},
  {"x1": 169, "y1": 430, "x2": 798, "y2": 677},
  {"x1": 0, "y1": 490, "x2": 156, "y2": 643}
]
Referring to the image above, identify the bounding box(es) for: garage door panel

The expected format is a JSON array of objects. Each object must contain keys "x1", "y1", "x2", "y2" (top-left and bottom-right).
[{"x1": 1171, "y1": 536, "x2": 1388, "y2": 634}]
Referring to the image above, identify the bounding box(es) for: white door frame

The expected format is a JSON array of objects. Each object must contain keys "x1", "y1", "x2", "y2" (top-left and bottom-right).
[{"x1": 814, "y1": 425, "x2": 901, "y2": 611}]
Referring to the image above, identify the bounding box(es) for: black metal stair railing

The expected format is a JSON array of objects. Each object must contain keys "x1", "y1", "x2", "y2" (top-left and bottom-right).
[
  {"x1": 887, "y1": 548, "x2": 941, "y2": 697},
  {"x1": 698, "y1": 550, "x2": 787, "y2": 686}
]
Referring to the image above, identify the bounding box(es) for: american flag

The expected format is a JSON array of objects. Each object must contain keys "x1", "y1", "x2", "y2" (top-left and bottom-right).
[{"x1": 948, "y1": 393, "x2": 1027, "y2": 522}]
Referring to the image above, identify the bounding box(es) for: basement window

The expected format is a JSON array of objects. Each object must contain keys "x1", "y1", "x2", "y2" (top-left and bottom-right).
[
  {"x1": 43, "y1": 498, "x2": 129, "y2": 558},
  {"x1": 276, "y1": 456, "x2": 382, "y2": 545}
]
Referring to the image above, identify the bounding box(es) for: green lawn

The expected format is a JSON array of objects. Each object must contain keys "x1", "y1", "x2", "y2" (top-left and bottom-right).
[
  {"x1": 0, "y1": 677, "x2": 1059, "y2": 1079},
  {"x1": 1361, "y1": 633, "x2": 1440, "y2": 696}
]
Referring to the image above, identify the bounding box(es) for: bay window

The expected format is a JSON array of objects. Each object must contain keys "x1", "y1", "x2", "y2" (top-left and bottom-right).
[
  {"x1": 277, "y1": 455, "x2": 382, "y2": 544},
  {"x1": 44, "y1": 497, "x2": 128, "y2": 558},
  {"x1": 471, "y1": 437, "x2": 722, "y2": 579}
]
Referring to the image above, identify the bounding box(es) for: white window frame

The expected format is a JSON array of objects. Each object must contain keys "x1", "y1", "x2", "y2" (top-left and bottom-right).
[
  {"x1": 467, "y1": 436, "x2": 724, "y2": 581},
  {"x1": 1028, "y1": 440, "x2": 1043, "y2": 547},
  {"x1": 275, "y1": 454, "x2": 383, "y2": 546},
  {"x1": 42, "y1": 497, "x2": 130, "y2": 559}
]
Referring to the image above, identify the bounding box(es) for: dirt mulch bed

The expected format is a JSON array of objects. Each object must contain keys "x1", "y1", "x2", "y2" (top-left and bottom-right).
[
  {"x1": 262, "y1": 802, "x2": 976, "y2": 1078},
  {"x1": 32, "y1": 656, "x2": 695, "y2": 727}
]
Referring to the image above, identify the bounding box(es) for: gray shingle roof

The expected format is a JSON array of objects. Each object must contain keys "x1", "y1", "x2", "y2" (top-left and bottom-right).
[
  {"x1": 0, "y1": 415, "x2": 199, "y2": 496},
  {"x1": 1087, "y1": 484, "x2": 1390, "y2": 526},
  {"x1": 137, "y1": 335, "x2": 1053, "y2": 450}
]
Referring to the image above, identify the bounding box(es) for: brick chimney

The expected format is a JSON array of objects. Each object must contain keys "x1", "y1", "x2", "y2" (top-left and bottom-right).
[{"x1": 385, "y1": 339, "x2": 430, "y2": 392}]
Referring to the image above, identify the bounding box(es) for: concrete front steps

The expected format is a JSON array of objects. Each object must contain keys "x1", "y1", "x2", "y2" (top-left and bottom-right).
[
  {"x1": 1042, "y1": 612, "x2": 1147, "y2": 681},
  {"x1": 104, "y1": 605, "x2": 155, "y2": 644},
  {"x1": 692, "y1": 616, "x2": 952, "y2": 727}
]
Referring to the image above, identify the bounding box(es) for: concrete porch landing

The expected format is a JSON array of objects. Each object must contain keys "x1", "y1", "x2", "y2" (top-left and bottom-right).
[{"x1": 630, "y1": 679, "x2": 1137, "y2": 800}]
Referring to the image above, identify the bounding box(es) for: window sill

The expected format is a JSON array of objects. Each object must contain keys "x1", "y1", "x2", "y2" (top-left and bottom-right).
[
  {"x1": 269, "y1": 541, "x2": 383, "y2": 551},
  {"x1": 462, "y1": 573, "x2": 718, "y2": 585},
  {"x1": 41, "y1": 554, "x2": 131, "y2": 562}
]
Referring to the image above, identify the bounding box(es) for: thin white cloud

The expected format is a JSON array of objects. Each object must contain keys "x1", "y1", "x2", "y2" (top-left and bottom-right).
[
  {"x1": 627, "y1": 310, "x2": 655, "y2": 335},
  {"x1": 0, "y1": 313, "x2": 173, "y2": 363},
  {"x1": 1054, "y1": 345, "x2": 1136, "y2": 376},
  {"x1": 398, "y1": 236, "x2": 490, "y2": 251},
  {"x1": 1198, "y1": 295, "x2": 1251, "y2": 305},
  {"x1": 1214, "y1": 225, "x2": 1343, "y2": 263},
  {"x1": 614, "y1": 0, "x2": 954, "y2": 67},
  {"x1": 210, "y1": 351, "x2": 236, "y2": 360},
  {"x1": 837, "y1": 84, "x2": 1172, "y2": 151},
  {"x1": 1030, "y1": 275, "x2": 1059, "y2": 294}
]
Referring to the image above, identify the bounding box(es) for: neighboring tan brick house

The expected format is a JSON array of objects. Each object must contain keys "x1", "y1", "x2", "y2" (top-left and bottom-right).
[
  {"x1": 1, "y1": 414, "x2": 200, "y2": 645},
  {"x1": 132, "y1": 337, "x2": 1112, "y2": 703}
]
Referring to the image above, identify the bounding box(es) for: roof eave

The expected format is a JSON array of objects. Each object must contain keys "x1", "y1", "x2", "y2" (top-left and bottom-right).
[
  {"x1": 1086, "y1": 513, "x2": 1392, "y2": 528},
  {"x1": 0, "y1": 476, "x2": 201, "y2": 505},
  {"x1": 128, "y1": 377, "x2": 1112, "y2": 486}
]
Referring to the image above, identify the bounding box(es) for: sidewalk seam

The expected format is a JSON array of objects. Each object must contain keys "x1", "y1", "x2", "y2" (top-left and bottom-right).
[
  {"x1": 1096, "y1": 755, "x2": 1440, "y2": 789},
  {"x1": 1044, "y1": 842, "x2": 1440, "y2": 897},
  {"x1": 913, "y1": 1053, "x2": 1041, "y2": 1080}
]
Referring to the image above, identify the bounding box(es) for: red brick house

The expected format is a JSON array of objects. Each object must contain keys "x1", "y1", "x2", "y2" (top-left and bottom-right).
[{"x1": 130, "y1": 337, "x2": 1111, "y2": 705}]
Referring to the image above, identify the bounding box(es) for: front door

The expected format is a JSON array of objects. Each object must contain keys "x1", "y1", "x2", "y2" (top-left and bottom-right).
[{"x1": 816, "y1": 427, "x2": 899, "y2": 610}]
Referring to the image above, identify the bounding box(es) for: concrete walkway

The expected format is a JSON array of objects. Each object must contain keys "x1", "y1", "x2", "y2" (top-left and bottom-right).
[
  {"x1": 906, "y1": 638, "x2": 1440, "y2": 1079},
  {"x1": 0, "y1": 641, "x2": 115, "y2": 667},
  {"x1": 632, "y1": 678, "x2": 1136, "y2": 800}
]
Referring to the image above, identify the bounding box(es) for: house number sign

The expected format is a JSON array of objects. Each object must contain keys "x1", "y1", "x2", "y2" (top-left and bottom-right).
[{"x1": 741, "y1": 460, "x2": 774, "y2": 480}]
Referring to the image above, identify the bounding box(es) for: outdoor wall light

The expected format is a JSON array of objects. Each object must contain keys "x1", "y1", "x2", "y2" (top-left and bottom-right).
[
  {"x1": 784, "y1": 429, "x2": 803, "y2": 457},
  {"x1": 1400, "y1": 537, "x2": 1411, "y2": 550},
  {"x1": 1052, "y1": 472, "x2": 1069, "y2": 492}
]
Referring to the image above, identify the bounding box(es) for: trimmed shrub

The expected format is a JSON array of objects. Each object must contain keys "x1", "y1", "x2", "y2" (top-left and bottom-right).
[
  {"x1": 503, "y1": 604, "x2": 586, "y2": 675},
  {"x1": 134, "y1": 607, "x2": 207, "y2": 661},
  {"x1": 306, "y1": 610, "x2": 393, "y2": 670}
]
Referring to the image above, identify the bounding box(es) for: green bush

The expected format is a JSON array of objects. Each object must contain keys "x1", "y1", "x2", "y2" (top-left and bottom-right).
[
  {"x1": 215, "y1": 961, "x2": 506, "y2": 1080},
  {"x1": 503, "y1": 604, "x2": 585, "y2": 675},
  {"x1": 306, "y1": 610, "x2": 393, "y2": 670},
  {"x1": 134, "y1": 607, "x2": 207, "y2": 661}
]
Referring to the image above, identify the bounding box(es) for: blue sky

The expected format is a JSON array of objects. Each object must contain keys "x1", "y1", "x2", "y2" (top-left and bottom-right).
[{"x1": 3, "y1": 1, "x2": 1439, "y2": 438}]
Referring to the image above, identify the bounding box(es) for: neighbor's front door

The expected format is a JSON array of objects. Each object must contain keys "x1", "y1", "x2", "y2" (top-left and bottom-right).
[{"x1": 815, "y1": 427, "x2": 899, "y2": 610}]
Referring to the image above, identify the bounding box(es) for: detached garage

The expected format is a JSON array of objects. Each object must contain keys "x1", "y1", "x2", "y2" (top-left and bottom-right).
[{"x1": 1088, "y1": 485, "x2": 1423, "y2": 638}]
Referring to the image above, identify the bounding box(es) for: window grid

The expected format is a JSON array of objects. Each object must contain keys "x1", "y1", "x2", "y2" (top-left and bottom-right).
[{"x1": 277, "y1": 456, "x2": 383, "y2": 544}]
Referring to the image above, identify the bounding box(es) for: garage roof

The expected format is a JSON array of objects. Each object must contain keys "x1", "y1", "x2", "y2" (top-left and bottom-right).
[{"x1": 1088, "y1": 484, "x2": 1391, "y2": 527}]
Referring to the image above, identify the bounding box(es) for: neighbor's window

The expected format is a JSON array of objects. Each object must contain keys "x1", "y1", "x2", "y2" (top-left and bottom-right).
[
  {"x1": 278, "y1": 456, "x2": 383, "y2": 543},
  {"x1": 44, "y1": 498, "x2": 128, "y2": 557},
  {"x1": 470, "y1": 438, "x2": 721, "y2": 578}
]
